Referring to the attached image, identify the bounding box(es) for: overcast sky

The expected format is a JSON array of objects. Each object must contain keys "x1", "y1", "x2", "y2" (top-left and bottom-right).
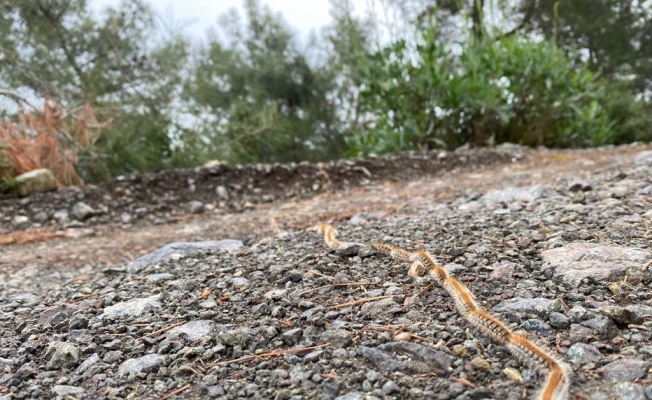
[{"x1": 92, "y1": 0, "x2": 375, "y2": 43}]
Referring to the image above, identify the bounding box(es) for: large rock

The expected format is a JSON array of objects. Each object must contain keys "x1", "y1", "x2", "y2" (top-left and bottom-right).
[
  {"x1": 541, "y1": 242, "x2": 650, "y2": 286},
  {"x1": 127, "y1": 240, "x2": 243, "y2": 271},
  {"x1": 14, "y1": 169, "x2": 57, "y2": 196},
  {"x1": 480, "y1": 184, "x2": 550, "y2": 206},
  {"x1": 634, "y1": 150, "x2": 652, "y2": 167}
]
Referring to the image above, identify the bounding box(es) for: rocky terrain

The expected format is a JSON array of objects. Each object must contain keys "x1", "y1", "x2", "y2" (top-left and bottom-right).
[{"x1": 0, "y1": 144, "x2": 651, "y2": 400}]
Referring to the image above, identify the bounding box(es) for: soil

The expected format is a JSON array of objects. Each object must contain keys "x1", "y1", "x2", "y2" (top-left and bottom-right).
[{"x1": 0, "y1": 144, "x2": 645, "y2": 272}]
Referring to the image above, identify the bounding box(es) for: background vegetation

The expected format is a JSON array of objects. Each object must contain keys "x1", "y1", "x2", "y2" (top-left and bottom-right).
[{"x1": 1, "y1": 0, "x2": 650, "y2": 186}]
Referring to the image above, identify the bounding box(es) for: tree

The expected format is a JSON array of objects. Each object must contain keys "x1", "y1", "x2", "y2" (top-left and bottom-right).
[
  {"x1": 0, "y1": 0, "x2": 195, "y2": 181},
  {"x1": 185, "y1": 0, "x2": 345, "y2": 163}
]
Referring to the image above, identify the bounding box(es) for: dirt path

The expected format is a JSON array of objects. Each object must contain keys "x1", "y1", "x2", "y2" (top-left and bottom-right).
[{"x1": 0, "y1": 145, "x2": 645, "y2": 271}]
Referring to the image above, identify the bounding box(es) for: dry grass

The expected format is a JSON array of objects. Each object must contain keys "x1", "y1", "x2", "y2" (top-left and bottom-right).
[{"x1": 0, "y1": 99, "x2": 109, "y2": 187}]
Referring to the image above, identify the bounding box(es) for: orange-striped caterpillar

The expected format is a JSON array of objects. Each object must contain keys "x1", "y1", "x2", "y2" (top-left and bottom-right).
[{"x1": 312, "y1": 224, "x2": 571, "y2": 400}]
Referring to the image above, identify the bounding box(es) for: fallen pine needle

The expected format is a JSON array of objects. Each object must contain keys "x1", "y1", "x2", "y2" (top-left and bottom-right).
[
  {"x1": 214, "y1": 343, "x2": 330, "y2": 367},
  {"x1": 138, "y1": 321, "x2": 186, "y2": 340},
  {"x1": 329, "y1": 295, "x2": 392, "y2": 309},
  {"x1": 450, "y1": 377, "x2": 476, "y2": 389},
  {"x1": 299, "y1": 282, "x2": 373, "y2": 296},
  {"x1": 643, "y1": 259, "x2": 652, "y2": 271},
  {"x1": 160, "y1": 383, "x2": 190, "y2": 400}
]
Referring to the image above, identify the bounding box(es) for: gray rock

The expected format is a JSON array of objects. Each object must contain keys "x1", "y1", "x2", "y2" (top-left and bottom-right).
[
  {"x1": 382, "y1": 380, "x2": 400, "y2": 395},
  {"x1": 600, "y1": 305, "x2": 652, "y2": 325},
  {"x1": 549, "y1": 312, "x2": 570, "y2": 329},
  {"x1": 12, "y1": 215, "x2": 29, "y2": 225},
  {"x1": 216, "y1": 185, "x2": 230, "y2": 200},
  {"x1": 521, "y1": 319, "x2": 553, "y2": 334},
  {"x1": 168, "y1": 320, "x2": 215, "y2": 341},
  {"x1": 44, "y1": 341, "x2": 80, "y2": 370},
  {"x1": 190, "y1": 200, "x2": 205, "y2": 214},
  {"x1": 634, "y1": 150, "x2": 652, "y2": 167},
  {"x1": 604, "y1": 358, "x2": 651, "y2": 382},
  {"x1": 566, "y1": 343, "x2": 602, "y2": 364},
  {"x1": 303, "y1": 350, "x2": 324, "y2": 362},
  {"x1": 320, "y1": 329, "x2": 353, "y2": 348},
  {"x1": 53, "y1": 209, "x2": 69, "y2": 222},
  {"x1": 118, "y1": 354, "x2": 164, "y2": 376},
  {"x1": 569, "y1": 324, "x2": 596, "y2": 344},
  {"x1": 76, "y1": 353, "x2": 101, "y2": 374},
  {"x1": 32, "y1": 211, "x2": 49, "y2": 223},
  {"x1": 542, "y1": 243, "x2": 651, "y2": 286},
  {"x1": 481, "y1": 184, "x2": 549, "y2": 205},
  {"x1": 581, "y1": 317, "x2": 619, "y2": 340},
  {"x1": 52, "y1": 385, "x2": 85, "y2": 397},
  {"x1": 493, "y1": 297, "x2": 559, "y2": 317},
  {"x1": 101, "y1": 295, "x2": 161, "y2": 319},
  {"x1": 72, "y1": 202, "x2": 96, "y2": 220},
  {"x1": 218, "y1": 327, "x2": 255, "y2": 347},
  {"x1": 264, "y1": 289, "x2": 287, "y2": 300},
  {"x1": 358, "y1": 342, "x2": 450, "y2": 375},
  {"x1": 569, "y1": 180, "x2": 593, "y2": 192},
  {"x1": 610, "y1": 382, "x2": 646, "y2": 400},
  {"x1": 334, "y1": 394, "x2": 364, "y2": 400},
  {"x1": 14, "y1": 169, "x2": 57, "y2": 196},
  {"x1": 128, "y1": 240, "x2": 243, "y2": 271},
  {"x1": 338, "y1": 243, "x2": 362, "y2": 257},
  {"x1": 231, "y1": 277, "x2": 250, "y2": 289},
  {"x1": 569, "y1": 306, "x2": 588, "y2": 323},
  {"x1": 360, "y1": 297, "x2": 398, "y2": 317},
  {"x1": 281, "y1": 328, "x2": 303, "y2": 345}
]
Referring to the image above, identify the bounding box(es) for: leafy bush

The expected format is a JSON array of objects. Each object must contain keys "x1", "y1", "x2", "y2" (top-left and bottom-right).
[{"x1": 348, "y1": 27, "x2": 649, "y2": 156}]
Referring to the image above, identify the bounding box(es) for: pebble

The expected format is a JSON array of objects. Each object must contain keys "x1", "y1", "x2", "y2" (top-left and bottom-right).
[
  {"x1": 603, "y1": 358, "x2": 651, "y2": 382},
  {"x1": 566, "y1": 343, "x2": 602, "y2": 364},
  {"x1": 72, "y1": 202, "x2": 96, "y2": 220}
]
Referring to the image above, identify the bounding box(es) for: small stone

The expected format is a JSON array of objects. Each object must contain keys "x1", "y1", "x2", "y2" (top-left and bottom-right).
[
  {"x1": 600, "y1": 305, "x2": 652, "y2": 325},
  {"x1": 264, "y1": 289, "x2": 287, "y2": 300},
  {"x1": 634, "y1": 150, "x2": 652, "y2": 167},
  {"x1": 502, "y1": 367, "x2": 523, "y2": 382},
  {"x1": 303, "y1": 350, "x2": 324, "y2": 362},
  {"x1": 72, "y1": 202, "x2": 96, "y2": 220},
  {"x1": 118, "y1": 354, "x2": 164, "y2": 376},
  {"x1": 190, "y1": 201, "x2": 205, "y2": 214},
  {"x1": 281, "y1": 328, "x2": 303, "y2": 345},
  {"x1": 393, "y1": 332, "x2": 411, "y2": 342},
  {"x1": 603, "y1": 358, "x2": 651, "y2": 382},
  {"x1": 101, "y1": 295, "x2": 161, "y2": 319},
  {"x1": 53, "y1": 209, "x2": 69, "y2": 222},
  {"x1": 610, "y1": 382, "x2": 646, "y2": 400},
  {"x1": 452, "y1": 344, "x2": 469, "y2": 357},
  {"x1": 408, "y1": 261, "x2": 427, "y2": 277},
  {"x1": 470, "y1": 357, "x2": 491, "y2": 371},
  {"x1": 14, "y1": 168, "x2": 57, "y2": 196},
  {"x1": 569, "y1": 306, "x2": 588, "y2": 323},
  {"x1": 52, "y1": 385, "x2": 85, "y2": 397},
  {"x1": 216, "y1": 185, "x2": 230, "y2": 200},
  {"x1": 168, "y1": 320, "x2": 215, "y2": 341},
  {"x1": 231, "y1": 277, "x2": 250, "y2": 289},
  {"x1": 13, "y1": 215, "x2": 29, "y2": 225},
  {"x1": 566, "y1": 343, "x2": 601, "y2": 365},
  {"x1": 44, "y1": 341, "x2": 80, "y2": 370},
  {"x1": 581, "y1": 317, "x2": 619, "y2": 340},
  {"x1": 382, "y1": 380, "x2": 400, "y2": 395},
  {"x1": 493, "y1": 297, "x2": 558, "y2": 317},
  {"x1": 320, "y1": 329, "x2": 353, "y2": 348},
  {"x1": 549, "y1": 312, "x2": 570, "y2": 329}
]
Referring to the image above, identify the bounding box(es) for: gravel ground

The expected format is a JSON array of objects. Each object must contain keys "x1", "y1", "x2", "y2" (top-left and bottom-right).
[{"x1": 1, "y1": 148, "x2": 651, "y2": 400}]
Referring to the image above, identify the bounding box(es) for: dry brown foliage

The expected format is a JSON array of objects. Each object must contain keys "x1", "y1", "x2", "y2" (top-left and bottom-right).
[{"x1": 0, "y1": 99, "x2": 109, "y2": 187}]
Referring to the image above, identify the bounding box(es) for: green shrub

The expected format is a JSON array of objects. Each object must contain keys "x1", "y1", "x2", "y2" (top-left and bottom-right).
[{"x1": 348, "y1": 27, "x2": 649, "y2": 156}]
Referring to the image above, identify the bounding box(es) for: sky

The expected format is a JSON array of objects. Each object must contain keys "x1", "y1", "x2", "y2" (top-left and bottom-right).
[{"x1": 92, "y1": 0, "x2": 376, "y2": 43}]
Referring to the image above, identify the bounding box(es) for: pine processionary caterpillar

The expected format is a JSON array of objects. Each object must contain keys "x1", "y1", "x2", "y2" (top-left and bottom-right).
[{"x1": 310, "y1": 224, "x2": 572, "y2": 400}]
